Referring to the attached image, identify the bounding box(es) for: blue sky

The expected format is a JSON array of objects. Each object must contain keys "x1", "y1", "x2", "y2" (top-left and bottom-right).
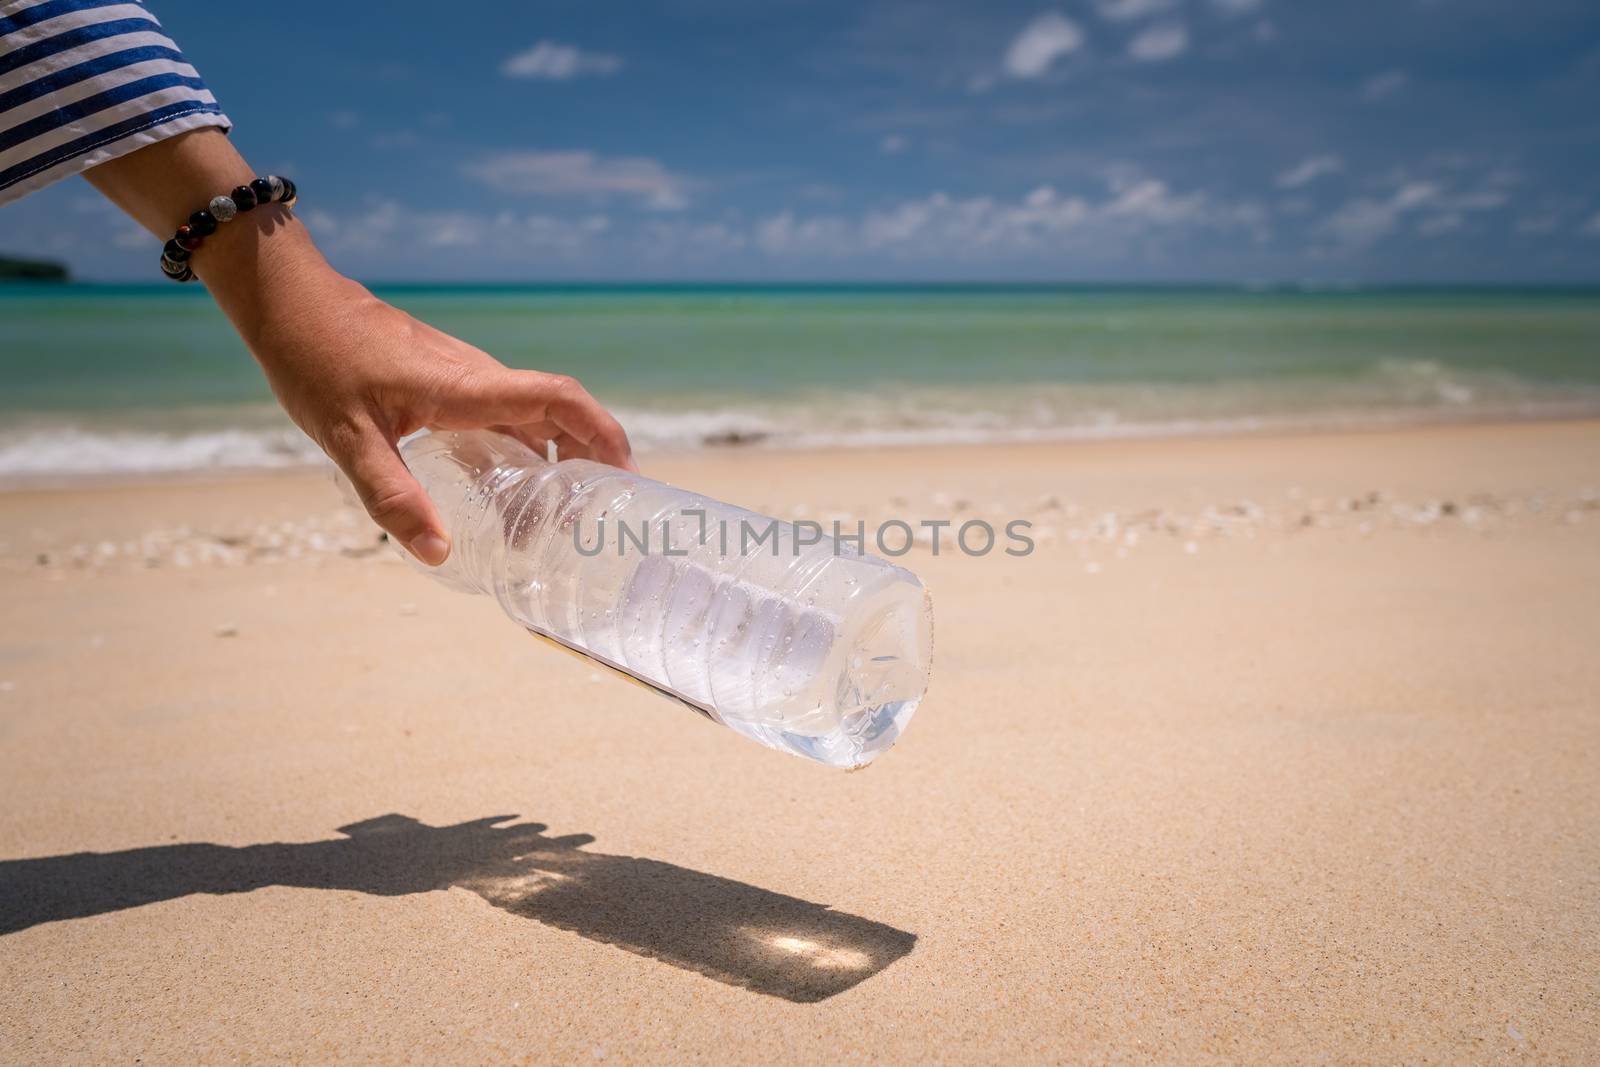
[{"x1": 5, "y1": 0, "x2": 1600, "y2": 282}]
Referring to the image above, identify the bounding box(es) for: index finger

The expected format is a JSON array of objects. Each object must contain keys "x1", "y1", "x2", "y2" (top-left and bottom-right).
[{"x1": 440, "y1": 369, "x2": 636, "y2": 471}]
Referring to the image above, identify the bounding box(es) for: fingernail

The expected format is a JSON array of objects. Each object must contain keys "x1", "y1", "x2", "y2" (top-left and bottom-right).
[{"x1": 408, "y1": 531, "x2": 450, "y2": 566}]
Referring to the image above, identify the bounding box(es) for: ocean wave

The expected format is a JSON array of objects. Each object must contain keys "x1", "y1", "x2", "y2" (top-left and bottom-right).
[
  {"x1": 0, "y1": 426, "x2": 326, "y2": 480},
  {"x1": 4, "y1": 376, "x2": 1600, "y2": 482}
]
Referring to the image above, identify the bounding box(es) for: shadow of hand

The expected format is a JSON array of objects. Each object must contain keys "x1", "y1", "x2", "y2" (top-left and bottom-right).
[{"x1": 1, "y1": 813, "x2": 914, "y2": 1002}]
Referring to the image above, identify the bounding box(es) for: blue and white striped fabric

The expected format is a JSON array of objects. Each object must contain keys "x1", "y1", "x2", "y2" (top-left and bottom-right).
[{"x1": 0, "y1": 0, "x2": 228, "y2": 206}]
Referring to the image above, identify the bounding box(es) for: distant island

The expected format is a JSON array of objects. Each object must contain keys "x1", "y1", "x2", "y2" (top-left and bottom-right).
[{"x1": 0, "y1": 254, "x2": 70, "y2": 282}]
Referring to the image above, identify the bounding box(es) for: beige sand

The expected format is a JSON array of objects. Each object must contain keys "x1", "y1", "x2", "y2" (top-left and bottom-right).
[{"x1": 1, "y1": 420, "x2": 1598, "y2": 1063}]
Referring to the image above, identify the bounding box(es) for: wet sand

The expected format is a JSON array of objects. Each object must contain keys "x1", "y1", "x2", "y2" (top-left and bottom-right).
[{"x1": 2, "y1": 420, "x2": 1598, "y2": 1063}]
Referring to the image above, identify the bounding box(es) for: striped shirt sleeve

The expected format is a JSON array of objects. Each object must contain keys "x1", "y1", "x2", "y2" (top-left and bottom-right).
[{"x1": 0, "y1": 0, "x2": 229, "y2": 207}]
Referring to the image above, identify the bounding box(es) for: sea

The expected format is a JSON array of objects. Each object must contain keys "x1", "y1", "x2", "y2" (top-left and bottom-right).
[{"x1": 3, "y1": 283, "x2": 1599, "y2": 481}]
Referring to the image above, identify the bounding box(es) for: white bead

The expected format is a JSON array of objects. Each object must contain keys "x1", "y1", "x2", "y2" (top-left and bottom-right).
[
  {"x1": 268, "y1": 175, "x2": 284, "y2": 199},
  {"x1": 209, "y1": 195, "x2": 237, "y2": 222}
]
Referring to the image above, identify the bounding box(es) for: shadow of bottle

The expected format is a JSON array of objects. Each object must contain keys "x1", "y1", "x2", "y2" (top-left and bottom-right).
[{"x1": 0, "y1": 813, "x2": 915, "y2": 1003}]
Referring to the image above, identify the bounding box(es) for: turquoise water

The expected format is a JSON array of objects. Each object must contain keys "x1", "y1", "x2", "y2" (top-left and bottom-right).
[{"x1": 3, "y1": 284, "x2": 1600, "y2": 476}]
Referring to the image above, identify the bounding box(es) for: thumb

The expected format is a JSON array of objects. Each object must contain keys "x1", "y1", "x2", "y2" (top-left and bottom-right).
[{"x1": 334, "y1": 425, "x2": 450, "y2": 566}]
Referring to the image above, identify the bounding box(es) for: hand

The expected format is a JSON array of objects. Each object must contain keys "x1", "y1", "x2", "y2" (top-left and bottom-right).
[
  {"x1": 82, "y1": 128, "x2": 635, "y2": 567},
  {"x1": 247, "y1": 272, "x2": 635, "y2": 566}
]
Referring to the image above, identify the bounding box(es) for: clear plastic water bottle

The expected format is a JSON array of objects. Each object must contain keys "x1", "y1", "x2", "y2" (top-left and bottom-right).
[{"x1": 395, "y1": 428, "x2": 933, "y2": 769}]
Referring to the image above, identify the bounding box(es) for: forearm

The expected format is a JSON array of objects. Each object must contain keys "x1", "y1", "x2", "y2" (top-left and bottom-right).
[
  {"x1": 82, "y1": 128, "x2": 355, "y2": 348},
  {"x1": 78, "y1": 127, "x2": 632, "y2": 564}
]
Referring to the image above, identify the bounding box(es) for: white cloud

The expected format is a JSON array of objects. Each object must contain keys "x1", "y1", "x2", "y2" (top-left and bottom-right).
[
  {"x1": 639, "y1": 220, "x2": 747, "y2": 258},
  {"x1": 1128, "y1": 22, "x2": 1189, "y2": 61},
  {"x1": 463, "y1": 151, "x2": 692, "y2": 210},
  {"x1": 1406, "y1": 182, "x2": 1509, "y2": 215},
  {"x1": 749, "y1": 174, "x2": 1265, "y2": 261},
  {"x1": 1210, "y1": 0, "x2": 1265, "y2": 15},
  {"x1": 880, "y1": 134, "x2": 909, "y2": 155},
  {"x1": 516, "y1": 213, "x2": 612, "y2": 250},
  {"x1": 1276, "y1": 154, "x2": 1344, "y2": 189},
  {"x1": 1583, "y1": 212, "x2": 1600, "y2": 237},
  {"x1": 1361, "y1": 69, "x2": 1408, "y2": 102},
  {"x1": 1417, "y1": 213, "x2": 1462, "y2": 237},
  {"x1": 306, "y1": 200, "x2": 610, "y2": 256},
  {"x1": 862, "y1": 200, "x2": 941, "y2": 246},
  {"x1": 1321, "y1": 175, "x2": 1507, "y2": 247},
  {"x1": 1439, "y1": 190, "x2": 1508, "y2": 212},
  {"x1": 501, "y1": 41, "x2": 623, "y2": 80},
  {"x1": 1103, "y1": 177, "x2": 1205, "y2": 223},
  {"x1": 1386, "y1": 182, "x2": 1436, "y2": 210},
  {"x1": 1095, "y1": 0, "x2": 1179, "y2": 20},
  {"x1": 1320, "y1": 181, "x2": 1437, "y2": 249},
  {"x1": 755, "y1": 211, "x2": 855, "y2": 256},
  {"x1": 1003, "y1": 13, "x2": 1085, "y2": 78},
  {"x1": 757, "y1": 190, "x2": 1090, "y2": 256}
]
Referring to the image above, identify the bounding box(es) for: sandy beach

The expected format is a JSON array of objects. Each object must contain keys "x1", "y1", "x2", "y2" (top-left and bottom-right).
[{"x1": 1, "y1": 419, "x2": 1598, "y2": 1063}]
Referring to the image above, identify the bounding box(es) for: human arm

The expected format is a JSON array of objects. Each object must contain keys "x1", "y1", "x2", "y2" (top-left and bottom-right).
[
  {"x1": 2, "y1": 0, "x2": 632, "y2": 564},
  {"x1": 82, "y1": 128, "x2": 635, "y2": 565}
]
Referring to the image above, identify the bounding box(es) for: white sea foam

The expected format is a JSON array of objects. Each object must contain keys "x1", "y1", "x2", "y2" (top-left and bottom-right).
[
  {"x1": 0, "y1": 426, "x2": 326, "y2": 480},
  {"x1": 3, "y1": 372, "x2": 1598, "y2": 483}
]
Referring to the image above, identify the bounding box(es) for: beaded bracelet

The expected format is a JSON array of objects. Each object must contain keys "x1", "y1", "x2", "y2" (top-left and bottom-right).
[{"x1": 159, "y1": 175, "x2": 298, "y2": 282}]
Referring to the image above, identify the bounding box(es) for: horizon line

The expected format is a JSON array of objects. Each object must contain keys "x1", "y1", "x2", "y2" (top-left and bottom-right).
[{"x1": 12, "y1": 278, "x2": 1600, "y2": 292}]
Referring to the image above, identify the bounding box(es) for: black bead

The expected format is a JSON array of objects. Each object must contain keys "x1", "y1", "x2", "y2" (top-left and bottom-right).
[
  {"x1": 162, "y1": 239, "x2": 190, "y2": 262},
  {"x1": 160, "y1": 256, "x2": 188, "y2": 278},
  {"x1": 250, "y1": 178, "x2": 274, "y2": 204},
  {"x1": 188, "y1": 210, "x2": 217, "y2": 236},
  {"x1": 231, "y1": 185, "x2": 256, "y2": 211},
  {"x1": 280, "y1": 178, "x2": 297, "y2": 204}
]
